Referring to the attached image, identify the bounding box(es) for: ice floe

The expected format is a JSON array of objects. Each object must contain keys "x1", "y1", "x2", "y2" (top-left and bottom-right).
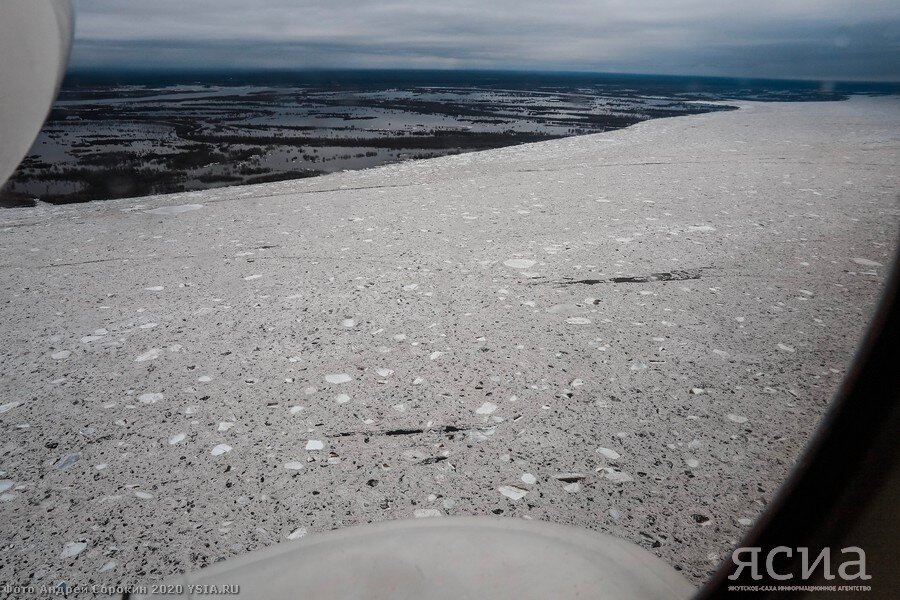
[
  {"x1": 211, "y1": 444, "x2": 232, "y2": 456},
  {"x1": 851, "y1": 257, "x2": 883, "y2": 267},
  {"x1": 0, "y1": 401, "x2": 21, "y2": 414},
  {"x1": 596, "y1": 447, "x2": 621, "y2": 460},
  {"x1": 600, "y1": 467, "x2": 634, "y2": 483},
  {"x1": 135, "y1": 348, "x2": 163, "y2": 362},
  {"x1": 504, "y1": 259, "x2": 536, "y2": 269},
  {"x1": 475, "y1": 402, "x2": 498, "y2": 415},
  {"x1": 498, "y1": 485, "x2": 528, "y2": 500},
  {"x1": 59, "y1": 541, "x2": 88, "y2": 559},
  {"x1": 54, "y1": 453, "x2": 81, "y2": 471},
  {"x1": 325, "y1": 373, "x2": 352, "y2": 384},
  {"x1": 144, "y1": 204, "x2": 203, "y2": 216},
  {"x1": 99, "y1": 560, "x2": 117, "y2": 573}
]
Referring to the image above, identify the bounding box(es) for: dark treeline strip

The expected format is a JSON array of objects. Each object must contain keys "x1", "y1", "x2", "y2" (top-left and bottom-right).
[{"x1": 181, "y1": 131, "x2": 559, "y2": 149}]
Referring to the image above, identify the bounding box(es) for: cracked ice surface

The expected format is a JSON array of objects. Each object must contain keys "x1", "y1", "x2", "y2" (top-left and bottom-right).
[{"x1": 0, "y1": 97, "x2": 897, "y2": 592}]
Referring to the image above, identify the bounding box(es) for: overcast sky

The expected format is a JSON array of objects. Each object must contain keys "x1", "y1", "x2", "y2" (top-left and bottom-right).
[{"x1": 69, "y1": 0, "x2": 900, "y2": 80}]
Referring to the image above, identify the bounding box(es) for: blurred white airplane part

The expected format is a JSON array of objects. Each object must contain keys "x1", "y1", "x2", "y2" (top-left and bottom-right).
[{"x1": 0, "y1": 0, "x2": 73, "y2": 187}]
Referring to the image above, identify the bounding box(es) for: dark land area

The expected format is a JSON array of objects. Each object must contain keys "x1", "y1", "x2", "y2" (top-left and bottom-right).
[{"x1": 3, "y1": 69, "x2": 895, "y2": 206}]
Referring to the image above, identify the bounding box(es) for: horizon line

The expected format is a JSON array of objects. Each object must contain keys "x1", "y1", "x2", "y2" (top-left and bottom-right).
[{"x1": 61, "y1": 66, "x2": 900, "y2": 86}]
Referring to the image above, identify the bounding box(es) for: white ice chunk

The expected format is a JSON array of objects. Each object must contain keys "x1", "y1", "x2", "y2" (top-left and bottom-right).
[
  {"x1": 596, "y1": 447, "x2": 621, "y2": 460},
  {"x1": 498, "y1": 485, "x2": 528, "y2": 500},
  {"x1": 144, "y1": 204, "x2": 203, "y2": 216},
  {"x1": 504, "y1": 259, "x2": 536, "y2": 269},
  {"x1": 135, "y1": 348, "x2": 162, "y2": 362},
  {"x1": 475, "y1": 402, "x2": 498, "y2": 415},
  {"x1": 60, "y1": 541, "x2": 88, "y2": 559},
  {"x1": 211, "y1": 444, "x2": 232, "y2": 456},
  {"x1": 325, "y1": 373, "x2": 352, "y2": 384},
  {"x1": 851, "y1": 257, "x2": 883, "y2": 267}
]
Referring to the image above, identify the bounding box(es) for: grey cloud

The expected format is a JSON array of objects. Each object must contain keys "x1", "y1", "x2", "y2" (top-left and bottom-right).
[{"x1": 68, "y1": 0, "x2": 900, "y2": 80}]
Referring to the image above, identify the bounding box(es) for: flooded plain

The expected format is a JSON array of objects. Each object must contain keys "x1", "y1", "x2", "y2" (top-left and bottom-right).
[{"x1": 3, "y1": 70, "x2": 888, "y2": 207}]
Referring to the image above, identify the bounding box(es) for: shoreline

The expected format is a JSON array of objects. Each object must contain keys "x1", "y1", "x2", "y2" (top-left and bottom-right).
[
  {"x1": 0, "y1": 95, "x2": 897, "y2": 594},
  {"x1": 5, "y1": 94, "x2": 891, "y2": 219},
  {"x1": 6, "y1": 96, "x2": 736, "y2": 218},
  {"x1": 2, "y1": 77, "x2": 740, "y2": 207}
]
